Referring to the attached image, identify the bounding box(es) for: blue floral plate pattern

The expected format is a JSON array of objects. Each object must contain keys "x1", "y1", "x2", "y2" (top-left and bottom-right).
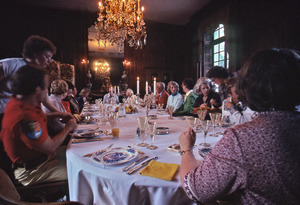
[{"x1": 93, "y1": 147, "x2": 138, "y2": 165}]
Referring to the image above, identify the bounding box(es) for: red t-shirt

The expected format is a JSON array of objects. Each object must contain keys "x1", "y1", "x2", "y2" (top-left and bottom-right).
[
  {"x1": 62, "y1": 100, "x2": 71, "y2": 113},
  {"x1": 0, "y1": 97, "x2": 48, "y2": 164}
]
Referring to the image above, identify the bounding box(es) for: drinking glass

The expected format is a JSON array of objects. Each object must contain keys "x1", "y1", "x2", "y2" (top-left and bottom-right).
[
  {"x1": 136, "y1": 117, "x2": 149, "y2": 147},
  {"x1": 108, "y1": 112, "x2": 119, "y2": 138},
  {"x1": 216, "y1": 115, "x2": 226, "y2": 135},
  {"x1": 147, "y1": 121, "x2": 158, "y2": 150},
  {"x1": 209, "y1": 112, "x2": 219, "y2": 137},
  {"x1": 168, "y1": 106, "x2": 174, "y2": 119},
  {"x1": 185, "y1": 117, "x2": 199, "y2": 131},
  {"x1": 199, "y1": 120, "x2": 211, "y2": 147},
  {"x1": 197, "y1": 109, "x2": 208, "y2": 121}
]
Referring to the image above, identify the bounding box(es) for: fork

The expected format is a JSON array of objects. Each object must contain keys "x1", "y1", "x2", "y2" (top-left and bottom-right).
[{"x1": 83, "y1": 143, "x2": 113, "y2": 157}]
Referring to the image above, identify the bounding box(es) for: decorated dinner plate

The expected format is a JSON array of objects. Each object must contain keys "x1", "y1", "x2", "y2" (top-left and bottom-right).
[
  {"x1": 93, "y1": 147, "x2": 138, "y2": 165},
  {"x1": 74, "y1": 131, "x2": 103, "y2": 138}
]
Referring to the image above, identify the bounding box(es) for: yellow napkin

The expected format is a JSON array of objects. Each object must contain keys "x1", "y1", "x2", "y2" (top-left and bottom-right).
[{"x1": 139, "y1": 160, "x2": 179, "y2": 181}]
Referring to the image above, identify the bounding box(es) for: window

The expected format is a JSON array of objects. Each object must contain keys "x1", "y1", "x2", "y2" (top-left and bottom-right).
[{"x1": 212, "y1": 24, "x2": 229, "y2": 68}]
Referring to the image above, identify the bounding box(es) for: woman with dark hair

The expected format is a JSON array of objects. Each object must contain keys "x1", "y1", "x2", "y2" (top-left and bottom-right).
[
  {"x1": 179, "y1": 48, "x2": 300, "y2": 204},
  {"x1": 206, "y1": 66, "x2": 232, "y2": 102},
  {"x1": 192, "y1": 77, "x2": 221, "y2": 113},
  {"x1": 173, "y1": 78, "x2": 197, "y2": 116}
]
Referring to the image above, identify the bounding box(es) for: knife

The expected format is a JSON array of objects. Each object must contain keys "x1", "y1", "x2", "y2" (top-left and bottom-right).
[
  {"x1": 126, "y1": 156, "x2": 158, "y2": 175},
  {"x1": 122, "y1": 156, "x2": 149, "y2": 172}
]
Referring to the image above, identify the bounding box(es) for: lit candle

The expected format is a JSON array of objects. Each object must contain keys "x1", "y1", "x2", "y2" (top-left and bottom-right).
[
  {"x1": 138, "y1": 0, "x2": 140, "y2": 11},
  {"x1": 137, "y1": 77, "x2": 140, "y2": 95},
  {"x1": 117, "y1": 86, "x2": 120, "y2": 94},
  {"x1": 114, "y1": 86, "x2": 116, "y2": 93},
  {"x1": 153, "y1": 77, "x2": 156, "y2": 95},
  {"x1": 146, "y1": 81, "x2": 148, "y2": 95}
]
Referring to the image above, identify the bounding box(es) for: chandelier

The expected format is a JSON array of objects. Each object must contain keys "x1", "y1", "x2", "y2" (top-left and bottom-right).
[
  {"x1": 95, "y1": 0, "x2": 147, "y2": 53},
  {"x1": 95, "y1": 60, "x2": 111, "y2": 79}
]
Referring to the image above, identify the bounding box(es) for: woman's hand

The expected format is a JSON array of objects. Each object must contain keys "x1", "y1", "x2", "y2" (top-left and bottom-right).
[
  {"x1": 179, "y1": 128, "x2": 196, "y2": 151},
  {"x1": 225, "y1": 101, "x2": 235, "y2": 109},
  {"x1": 200, "y1": 103, "x2": 208, "y2": 108},
  {"x1": 210, "y1": 98, "x2": 217, "y2": 107}
]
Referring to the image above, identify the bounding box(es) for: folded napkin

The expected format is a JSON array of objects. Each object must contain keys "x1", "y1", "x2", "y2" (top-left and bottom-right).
[{"x1": 139, "y1": 160, "x2": 179, "y2": 181}]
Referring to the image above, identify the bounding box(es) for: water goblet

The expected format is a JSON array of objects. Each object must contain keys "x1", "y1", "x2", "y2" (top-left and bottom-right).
[
  {"x1": 146, "y1": 121, "x2": 158, "y2": 150},
  {"x1": 216, "y1": 115, "x2": 226, "y2": 135},
  {"x1": 168, "y1": 106, "x2": 174, "y2": 119},
  {"x1": 199, "y1": 120, "x2": 211, "y2": 147},
  {"x1": 209, "y1": 112, "x2": 219, "y2": 137},
  {"x1": 185, "y1": 117, "x2": 199, "y2": 131},
  {"x1": 136, "y1": 117, "x2": 149, "y2": 147}
]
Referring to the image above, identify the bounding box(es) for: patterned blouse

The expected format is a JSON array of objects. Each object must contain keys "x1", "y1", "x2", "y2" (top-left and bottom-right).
[{"x1": 184, "y1": 111, "x2": 300, "y2": 204}]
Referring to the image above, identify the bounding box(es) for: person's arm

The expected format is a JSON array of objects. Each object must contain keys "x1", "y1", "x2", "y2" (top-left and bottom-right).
[
  {"x1": 0, "y1": 62, "x2": 4, "y2": 82},
  {"x1": 178, "y1": 128, "x2": 199, "y2": 187},
  {"x1": 42, "y1": 95, "x2": 60, "y2": 112},
  {"x1": 35, "y1": 119, "x2": 77, "y2": 154},
  {"x1": 174, "y1": 95, "x2": 184, "y2": 112}
]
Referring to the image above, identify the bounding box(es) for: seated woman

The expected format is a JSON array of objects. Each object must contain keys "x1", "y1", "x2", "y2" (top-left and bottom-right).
[
  {"x1": 179, "y1": 48, "x2": 300, "y2": 204},
  {"x1": 77, "y1": 88, "x2": 90, "y2": 110},
  {"x1": 173, "y1": 78, "x2": 197, "y2": 116},
  {"x1": 42, "y1": 80, "x2": 68, "y2": 137},
  {"x1": 222, "y1": 77, "x2": 254, "y2": 125},
  {"x1": 125, "y1": 88, "x2": 137, "y2": 104},
  {"x1": 165, "y1": 81, "x2": 183, "y2": 112},
  {"x1": 192, "y1": 77, "x2": 221, "y2": 114}
]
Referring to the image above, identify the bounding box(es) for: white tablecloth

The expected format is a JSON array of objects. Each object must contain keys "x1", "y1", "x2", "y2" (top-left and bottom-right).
[{"x1": 67, "y1": 106, "x2": 223, "y2": 205}]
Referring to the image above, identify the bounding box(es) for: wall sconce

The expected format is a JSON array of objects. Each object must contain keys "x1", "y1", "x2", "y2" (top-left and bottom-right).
[{"x1": 123, "y1": 60, "x2": 131, "y2": 68}]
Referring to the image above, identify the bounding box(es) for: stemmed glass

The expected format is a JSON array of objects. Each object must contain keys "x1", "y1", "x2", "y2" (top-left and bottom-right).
[
  {"x1": 168, "y1": 106, "x2": 174, "y2": 119},
  {"x1": 199, "y1": 120, "x2": 211, "y2": 147},
  {"x1": 136, "y1": 117, "x2": 149, "y2": 147},
  {"x1": 209, "y1": 112, "x2": 219, "y2": 137},
  {"x1": 146, "y1": 121, "x2": 158, "y2": 150},
  {"x1": 216, "y1": 115, "x2": 226, "y2": 135},
  {"x1": 185, "y1": 117, "x2": 199, "y2": 131},
  {"x1": 197, "y1": 109, "x2": 208, "y2": 121}
]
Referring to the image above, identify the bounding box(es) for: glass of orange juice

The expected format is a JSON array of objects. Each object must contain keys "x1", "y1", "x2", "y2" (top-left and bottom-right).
[{"x1": 112, "y1": 127, "x2": 120, "y2": 138}]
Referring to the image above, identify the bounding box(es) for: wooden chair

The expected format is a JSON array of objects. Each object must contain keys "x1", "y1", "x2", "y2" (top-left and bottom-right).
[{"x1": 0, "y1": 168, "x2": 82, "y2": 205}]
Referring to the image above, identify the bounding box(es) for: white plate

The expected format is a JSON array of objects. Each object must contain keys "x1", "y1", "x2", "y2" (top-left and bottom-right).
[
  {"x1": 74, "y1": 131, "x2": 103, "y2": 138},
  {"x1": 93, "y1": 147, "x2": 138, "y2": 165}
]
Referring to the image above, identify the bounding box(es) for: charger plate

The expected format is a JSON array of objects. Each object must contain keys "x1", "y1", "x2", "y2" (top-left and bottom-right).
[{"x1": 93, "y1": 147, "x2": 138, "y2": 165}]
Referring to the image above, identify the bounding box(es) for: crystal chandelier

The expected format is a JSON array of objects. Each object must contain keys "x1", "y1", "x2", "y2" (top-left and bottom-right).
[
  {"x1": 95, "y1": 0, "x2": 147, "y2": 53},
  {"x1": 95, "y1": 60, "x2": 111, "y2": 79}
]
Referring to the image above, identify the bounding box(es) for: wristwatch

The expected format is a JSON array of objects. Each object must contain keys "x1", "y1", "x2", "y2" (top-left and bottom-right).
[{"x1": 180, "y1": 149, "x2": 192, "y2": 156}]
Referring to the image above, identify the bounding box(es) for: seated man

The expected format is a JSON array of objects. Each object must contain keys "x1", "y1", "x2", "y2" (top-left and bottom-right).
[
  {"x1": 156, "y1": 82, "x2": 169, "y2": 108},
  {"x1": 222, "y1": 77, "x2": 254, "y2": 125},
  {"x1": 103, "y1": 86, "x2": 119, "y2": 104},
  {"x1": 0, "y1": 65, "x2": 77, "y2": 186}
]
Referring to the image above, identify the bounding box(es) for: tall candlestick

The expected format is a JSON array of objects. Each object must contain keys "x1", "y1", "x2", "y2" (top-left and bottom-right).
[
  {"x1": 146, "y1": 81, "x2": 148, "y2": 95},
  {"x1": 114, "y1": 86, "x2": 116, "y2": 93},
  {"x1": 153, "y1": 77, "x2": 156, "y2": 95},
  {"x1": 117, "y1": 86, "x2": 120, "y2": 95},
  {"x1": 137, "y1": 77, "x2": 140, "y2": 95}
]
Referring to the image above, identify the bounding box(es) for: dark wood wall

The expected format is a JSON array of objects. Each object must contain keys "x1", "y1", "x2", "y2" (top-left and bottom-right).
[
  {"x1": 124, "y1": 21, "x2": 184, "y2": 96},
  {"x1": 1, "y1": 0, "x2": 299, "y2": 94}
]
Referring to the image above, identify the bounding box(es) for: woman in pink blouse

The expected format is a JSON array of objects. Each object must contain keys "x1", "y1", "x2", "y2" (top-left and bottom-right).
[{"x1": 179, "y1": 48, "x2": 300, "y2": 204}]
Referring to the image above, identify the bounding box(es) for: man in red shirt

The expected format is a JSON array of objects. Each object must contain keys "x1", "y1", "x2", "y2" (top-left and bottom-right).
[
  {"x1": 156, "y1": 82, "x2": 169, "y2": 109},
  {"x1": 0, "y1": 65, "x2": 77, "y2": 186}
]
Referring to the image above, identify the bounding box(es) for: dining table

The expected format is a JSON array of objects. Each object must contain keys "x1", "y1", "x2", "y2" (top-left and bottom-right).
[{"x1": 66, "y1": 104, "x2": 225, "y2": 205}]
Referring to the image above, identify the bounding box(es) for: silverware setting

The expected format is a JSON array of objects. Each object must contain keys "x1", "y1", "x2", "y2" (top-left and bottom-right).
[
  {"x1": 83, "y1": 143, "x2": 114, "y2": 157},
  {"x1": 122, "y1": 156, "x2": 149, "y2": 172},
  {"x1": 72, "y1": 138, "x2": 103, "y2": 144},
  {"x1": 126, "y1": 156, "x2": 158, "y2": 175}
]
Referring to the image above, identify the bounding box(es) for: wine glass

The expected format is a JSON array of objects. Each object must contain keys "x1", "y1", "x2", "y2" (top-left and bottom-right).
[
  {"x1": 168, "y1": 106, "x2": 174, "y2": 119},
  {"x1": 216, "y1": 115, "x2": 226, "y2": 135},
  {"x1": 136, "y1": 117, "x2": 149, "y2": 147},
  {"x1": 185, "y1": 117, "x2": 199, "y2": 131},
  {"x1": 199, "y1": 120, "x2": 211, "y2": 147},
  {"x1": 197, "y1": 109, "x2": 208, "y2": 121},
  {"x1": 209, "y1": 112, "x2": 219, "y2": 137},
  {"x1": 146, "y1": 121, "x2": 158, "y2": 150}
]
